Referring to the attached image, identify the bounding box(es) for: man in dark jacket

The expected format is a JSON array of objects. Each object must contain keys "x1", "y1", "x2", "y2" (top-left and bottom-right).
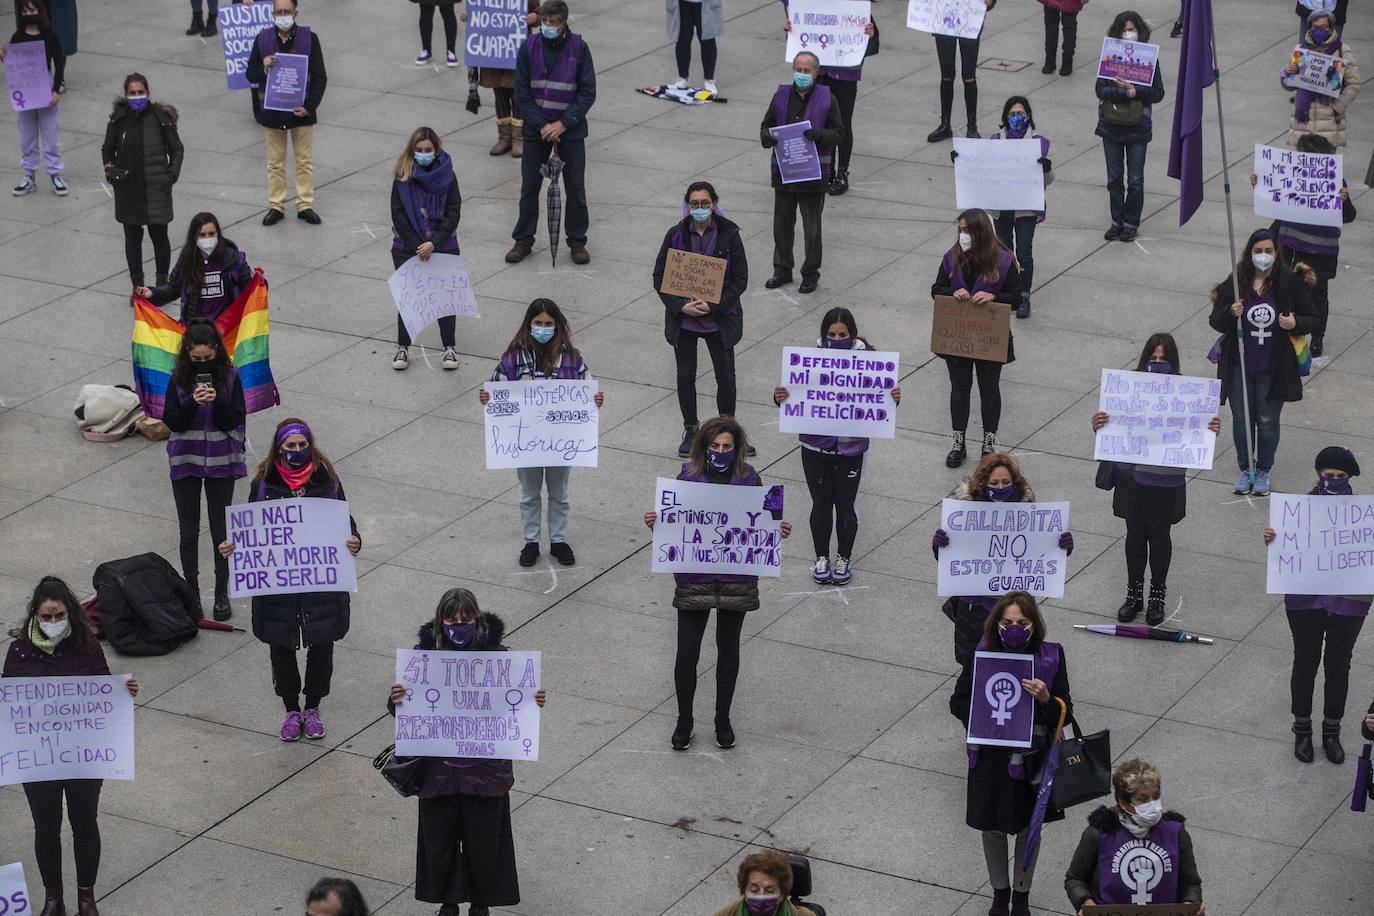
[
  {"x1": 760, "y1": 52, "x2": 845, "y2": 295},
  {"x1": 245, "y1": 0, "x2": 327, "y2": 226},
  {"x1": 506, "y1": 0, "x2": 596, "y2": 265}
]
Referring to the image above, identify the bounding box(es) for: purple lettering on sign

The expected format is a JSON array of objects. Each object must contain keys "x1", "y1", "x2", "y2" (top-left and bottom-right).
[
  {"x1": 465, "y1": 0, "x2": 530, "y2": 69},
  {"x1": 0, "y1": 675, "x2": 136, "y2": 785},
  {"x1": 4, "y1": 41, "x2": 53, "y2": 112},
  {"x1": 1096, "y1": 37, "x2": 1159, "y2": 87}
]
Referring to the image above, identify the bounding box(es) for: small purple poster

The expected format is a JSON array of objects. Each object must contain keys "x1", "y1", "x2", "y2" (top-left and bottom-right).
[
  {"x1": 967, "y1": 651, "x2": 1035, "y2": 748},
  {"x1": 1096, "y1": 37, "x2": 1159, "y2": 87},
  {"x1": 464, "y1": 0, "x2": 529, "y2": 69},
  {"x1": 769, "y1": 120, "x2": 823, "y2": 184},
  {"x1": 4, "y1": 41, "x2": 53, "y2": 112},
  {"x1": 262, "y1": 52, "x2": 309, "y2": 112}
]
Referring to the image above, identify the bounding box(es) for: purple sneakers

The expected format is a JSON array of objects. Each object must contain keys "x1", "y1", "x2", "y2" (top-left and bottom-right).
[
  {"x1": 279, "y1": 711, "x2": 303, "y2": 741},
  {"x1": 302, "y1": 707, "x2": 325, "y2": 739}
]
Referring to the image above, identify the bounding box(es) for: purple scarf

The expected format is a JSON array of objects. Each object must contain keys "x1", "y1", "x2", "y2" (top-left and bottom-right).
[
  {"x1": 396, "y1": 150, "x2": 457, "y2": 244},
  {"x1": 1295, "y1": 36, "x2": 1342, "y2": 125}
]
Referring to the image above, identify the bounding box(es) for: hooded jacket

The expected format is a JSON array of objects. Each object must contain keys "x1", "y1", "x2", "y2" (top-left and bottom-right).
[{"x1": 101, "y1": 99, "x2": 184, "y2": 227}]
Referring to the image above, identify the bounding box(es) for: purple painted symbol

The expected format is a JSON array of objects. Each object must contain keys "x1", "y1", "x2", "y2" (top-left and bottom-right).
[
  {"x1": 522, "y1": 738, "x2": 533, "y2": 756},
  {"x1": 425, "y1": 688, "x2": 441, "y2": 712},
  {"x1": 985, "y1": 673, "x2": 1022, "y2": 725},
  {"x1": 505, "y1": 688, "x2": 524, "y2": 714},
  {"x1": 11, "y1": 90, "x2": 24, "y2": 107}
]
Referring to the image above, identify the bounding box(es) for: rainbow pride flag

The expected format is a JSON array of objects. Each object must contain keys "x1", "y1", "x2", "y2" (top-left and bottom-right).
[{"x1": 131, "y1": 269, "x2": 279, "y2": 418}]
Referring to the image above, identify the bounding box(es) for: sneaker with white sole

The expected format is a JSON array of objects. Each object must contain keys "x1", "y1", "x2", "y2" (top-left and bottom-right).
[
  {"x1": 12, "y1": 173, "x2": 35, "y2": 196},
  {"x1": 279, "y1": 711, "x2": 303, "y2": 741},
  {"x1": 1252, "y1": 470, "x2": 1271, "y2": 496},
  {"x1": 811, "y1": 556, "x2": 831, "y2": 584},
  {"x1": 446, "y1": 50, "x2": 459, "y2": 67},
  {"x1": 50, "y1": 175, "x2": 68, "y2": 196},
  {"x1": 830, "y1": 556, "x2": 852, "y2": 585},
  {"x1": 442, "y1": 347, "x2": 459, "y2": 370},
  {"x1": 1232, "y1": 469, "x2": 1252, "y2": 494},
  {"x1": 415, "y1": 50, "x2": 432, "y2": 66},
  {"x1": 672, "y1": 77, "x2": 688, "y2": 89},
  {"x1": 704, "y1": 79, "x2": 718, "y2": 95},
  {"x1": 302, "y1": 707, "x2": 325, "y2": 739},
  {"x1": 392, "y1": 347, "x2": 409, "y2": 370}
]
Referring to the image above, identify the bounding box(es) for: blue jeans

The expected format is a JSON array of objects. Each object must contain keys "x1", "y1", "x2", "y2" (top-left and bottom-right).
[
  {"x1": 1102, "y1": 138, "x2": 1147, "y2": 230},
  {"x1": 1229, "y1": 365, "x2": 1283, "y2": 472},
  {"x1": 513, "y1": 136, "x2": 588, "y2": 247},
  {"x1": 994, "y1": 213, "x2": 1035, "y2": 294}
]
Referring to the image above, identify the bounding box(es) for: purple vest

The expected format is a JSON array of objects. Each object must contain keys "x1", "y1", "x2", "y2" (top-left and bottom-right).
[
  {"x1": 1095, "y1": 820, "x2": 1183, "y2": 906},
  {"x1": 943, "y1": 248, "x2": 1015, "y2": 297},
  {"x1": 768, "y1": 84, "x2": 834, "y2": 176},
  {"x1": 166, "y1": 367, "x2": 247, "y2": 481},
  {"x1": 1278, "y1": 220, "x2": 1341, "y2": 259},
  {"x1": 526, "y1": 32, "x2": 582, "y2": 123},
  {"x1": 257, "y1": 24, "x2": 312, "y2": 61},
  {"x1": 498, "y1": 347, "x2": 581, "y2": 380},
  {"x1": 967, "y1": 639, "x2": 1061, "y2": 775}
]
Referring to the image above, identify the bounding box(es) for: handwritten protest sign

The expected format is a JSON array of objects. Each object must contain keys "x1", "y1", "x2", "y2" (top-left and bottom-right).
[
  {"x1": 0, "y1": 676, "x2": 135, "y2": 785},
  {"x1": 1093, "y1": 369, "x2": 1220, "y2": 470},
  {"x1": 1267, "y1": 494, "x2": 1374, "y2": 595},
  {"x1": 465, "y1": 0, "x2": 528, "y2": 68},
  {"x1": 395, "y1": 649, "x2": 541, "y2": 760},
  {"x1": 388, "y1": 253, "x2": 481, "y2": 342},
  {"x1": 953, "y1": 137, "x2": 1044, "y2": 211},
  {"x1": 769, "y1": 121, "x2": 823, "y2": 184},
  {"x1": 0, "y1": 863, "x2": 29, "y2": 915},
  {"x1": 778, "y1": 346, "x2": 898, "y2": 439},
  {"x1": 225, "y1": 497, "x2": 357, "y2": 598},
  {"x1": 218, "y1": 2, "x2": 275, "y2": 90},
  {"x1": 785, "y1": 0, "x2": 872, "y2": 68},
  {"x1": 930, "y1": 295, "x2": 1011, "y2": 363},
  {"x1": 967, "y1": 652, "x2": 1035, "y2": 748},
  {"x1": 262, "y1": 52, "x2": 309, "y2": 111},
  {"x1": 937, "y1": 498, "x2": 1069, "y2": 598},
  {"x1": 1097, "y1": 37, "x2": 1160, "y2": 86},
  {"x1": 660, "y1": 249, "x2": 727, "y2": 304},
  {"x1": 652, "y1": 477, "x2": 785, "y2": 577},
  {"x1": 4, "y1": 41, "x2": 51, "y2": 112},
  {"x1": 484, "y1": 379, "x2": 599, "y2": 469},
  {"x1": 1283, "y1": 46, "x2": 1344, "y2": 99},
  {"x1": 906, "y1": 0, "x2": 986, "y2": 39},
  {"x1": 1253, "y1": 143, "x2": 1343, "y2": 228}
]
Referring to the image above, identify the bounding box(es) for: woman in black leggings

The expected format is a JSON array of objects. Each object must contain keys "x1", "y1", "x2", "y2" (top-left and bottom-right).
[
  {"x1": 669, "y1": 0, "x2": 723, "y2": 95},
  {"x1": 413, "y1": 0, "x2": 459, "y2": 66},
  {"x1": 927, "y1": 0, "x2": 995, "y2": 141}
]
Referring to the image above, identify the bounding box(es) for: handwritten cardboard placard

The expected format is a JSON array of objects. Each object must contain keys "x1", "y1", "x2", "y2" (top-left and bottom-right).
[
  {"x1": 937, "y1": 498, "x2": 1069, "y2": 598},
  {"x1": 4, "y1": 41, "x2": 52, "y2": 112},
  {"x1": 395, "y1": 649, "x2": 542, "y2": 760},
  {"x1": 1283, "y1": 46, "x2": 1343, "y2": 99},
  {"x1": 1093, "y1": 369, "x2": 1221, "y2": 470},
  {"x1": 660, "y1": 249, "x2": 727, "y2": 304},
  {"x1": 785, "y1": 0, "x2": 872, "y2": 68},
  {"x1": 1097, "y1": 37, "x2": 1160, "y2": 86},
  {"x1": 0, "y1": 676, "x2": 136, "y2": 785},
  {"x1": 225, "y1": 497, "x2": 358, "y2": 598},
  {"x1": 1267, "y1": 494, "x2": 1374, "y2": 595},
  {"x1": 967, "y1": 651, "x2": 1035, "y2": 748},
  {"x1": 778, "y1": 346, "x2": 898, "y2": 439},
  {"x1": 1253, "y1": 143, "x2": 1343, "y2": 228},
  {"x1": 906, "y1": 0, "x2": 986, "y2": 38},
  {"x1": 652, "y1": 477, "x2": 785, "y2": 577},
  {"x1": 218, "y1": 3, "x2": 276, "y2": 90},
  {"x1": 388, "y1": 253, "x2": 481, "y2": 342},
  {"x1": 465, "y1": 0, "x2": 529, "y2": 69},
  {"x1": 483, "y1": 378, "x2": 599, "y2": 469},
  {"x1": 769, "y1": 120, "x2": 823, "y2": 184},
  {"x1": 930, "y1": 295, "x2": 1011, "y2": 363},
  {"x1": 262, "y1": 52, "x2": 309, "y2": 111},
  {"x1": 0, "y1": 862, "x2": 30, "y2": 915},
  {"x1": 952, "y1": 137, "x2": 1045, "y2": 211}
]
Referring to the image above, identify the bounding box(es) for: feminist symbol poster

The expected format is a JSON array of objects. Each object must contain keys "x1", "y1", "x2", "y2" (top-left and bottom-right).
[{"x1": 967, "y1": 651, "x2": 1034, "y2": 748}]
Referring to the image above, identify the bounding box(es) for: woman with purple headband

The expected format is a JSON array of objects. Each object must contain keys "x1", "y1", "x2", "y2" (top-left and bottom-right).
[{"x1": 218, "y1": 417, "x2": 361, "y2": 741}]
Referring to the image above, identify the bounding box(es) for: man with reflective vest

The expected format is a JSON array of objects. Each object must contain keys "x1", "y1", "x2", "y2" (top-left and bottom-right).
[{"x1": 507, "y1": 0, "x2": 597, "y2": 265}]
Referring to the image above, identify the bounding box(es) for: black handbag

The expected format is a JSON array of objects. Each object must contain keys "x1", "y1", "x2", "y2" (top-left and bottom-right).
[
  {"x1": 373, "y1": 744, "x2": 423, "y2": 797},
  {"x1": 1095, "y1": 460, "x2": 1116, "y2": 491},
  {"x1": 1049, "y1": 716, "x2": 1112, "y2": 810}
]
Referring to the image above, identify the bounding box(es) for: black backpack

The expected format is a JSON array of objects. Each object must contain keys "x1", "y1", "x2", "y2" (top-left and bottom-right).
[{"x1": 93, "y1": 552, "x2": 200, "y2": 656}]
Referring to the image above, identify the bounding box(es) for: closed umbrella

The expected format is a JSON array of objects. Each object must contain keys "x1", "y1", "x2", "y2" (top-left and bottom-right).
[{"x1": 541, "y1": 142, "x2": 565, "y2": 266}]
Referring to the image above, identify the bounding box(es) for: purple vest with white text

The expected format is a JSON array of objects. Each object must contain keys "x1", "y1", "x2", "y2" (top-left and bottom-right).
[
  {"x1": 526, "y1": 32, "x2": 582, "y2": 123},
  {"x1": 1095, "y1": 820, "x2": 1183, "y2": 906},
  {"x1": 768, "y1": 84, "x2": 833, "y2": 177}
]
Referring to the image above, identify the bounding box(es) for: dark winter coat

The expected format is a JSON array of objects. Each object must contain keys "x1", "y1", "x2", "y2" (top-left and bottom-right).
[
  {"x1": 1208, "y1": 263, "x2": 1317, "y2": 405},
  {"x1": 653, "y1": 215, "x2": 748, "y2": 348},
  {"x1": 245, "y1": 24, "x2": 328, "y2": 129},
  {"x1": 1064, "y1": 806, "x2": 1203, "y2": 910},
  {"x1": 93, "y1": 552, "x2": 201, "y2": 656},
  {"x1": 1094, "y1": 66, "x2": 1166, "y2": 145},
  {"x1": 101, "y1": 100, "x2": 183, "y2": 227},
  {"x1": 3, "y1": 629, "x2": 112, "y2": 679},
  {"x1": 248, "y1": 465, "x2": 360, "y2": 650}
]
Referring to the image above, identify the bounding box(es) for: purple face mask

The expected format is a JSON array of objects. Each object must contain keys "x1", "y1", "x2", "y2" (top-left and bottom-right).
[
  {"x1": 1310, "y1": 26, "x2": 1331, "y2": 44},
  {"x1": 445, "y1": 623, "x2": 476, "y2": 647},
  {"x1": 744, "y1": 896, "x2": 780, "y2": 916},
  {"x1": 1145, "y1": 361, "x2": 1173, "y2": 374},
  {"x1": 824, "y1": 336, "x2": 855, "y2": 349},
  {"x1": 1000, "y1": 623, "x2": 1031, "y2": 650},
  {"x1": 1318, "y1": 476, "x2": 1352, "y2": 496},
  {"x1": 987, "y1": 484, "x2": 1016, "y2": 502},
  {"x1": 127, "y1": 96, "x2": 149, "y2": 111}
]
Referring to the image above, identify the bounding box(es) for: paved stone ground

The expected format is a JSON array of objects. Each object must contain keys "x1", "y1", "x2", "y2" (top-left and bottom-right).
[{"x1": 1, "y1": 0, "x2": 1373, "y2": 913}]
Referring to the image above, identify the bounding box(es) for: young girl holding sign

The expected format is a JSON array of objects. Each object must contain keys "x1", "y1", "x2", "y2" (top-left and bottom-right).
[
  {"x1": 643, "y1": 417, "x2": 792, "y2": 751},
  {"x1": 479, "y1": 299, "x2": 604, "y2": 568},
  {"x1": 218, "y1": 418, "x2": 361, "y2": 741},
  {"x1": 771, "y1": 308, "x2": 899, "y2": 586},
  {"x1": 3, "y1": 0, "x2": 67, "y2": 197}
]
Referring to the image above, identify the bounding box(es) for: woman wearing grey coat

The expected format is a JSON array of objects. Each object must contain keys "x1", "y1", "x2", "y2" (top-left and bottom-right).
[{"x1": 667, "y1": 0, "x2": 724, "y2": 94}]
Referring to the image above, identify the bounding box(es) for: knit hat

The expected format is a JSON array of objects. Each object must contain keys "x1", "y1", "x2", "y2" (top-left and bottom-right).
[{"x1": 1315, "y1": 446, "x2": 1360, "y2": 477}]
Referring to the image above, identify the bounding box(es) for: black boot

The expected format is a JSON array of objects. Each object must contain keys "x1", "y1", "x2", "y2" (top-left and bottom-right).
[
  {"x1": 945, "y1": 430, "x2": 967, "y2": 468},
  {"x1": 927, "y1": 120, "x2": 953, "y2": 142},
  {"x1": 715, "y1": 714, "x2": 735, "y2": 749},
  {"x1": 1117, "y1": 581, "x2": 1144, "y2": 622},
  {"x1": 186, "y1": 12, "x2": 204, "y2": 35},
  {"x1": 1293, "y1": 718, "x2": 1314, "y2": 763},
  {"x1": 981, "y1": 430, "x2": 997, "y2": 457},
  {"x1": 213, "y1": 584, "x2": 231, "y2": 622},
  {"x1": 828, "y1": 166, "x2": 849, "y2": 196},
  {"x1": 671, "y1": 717, "x2": 693, "y2": 750},
  {"x1": 988, "y1": 887, "x2": 1011, "y2": 916},
  {"x1": 677, "y1": 423, "x2": 697, "y2": 458},
  {"x1": 1322, "y1": 719, "x2": 1345, "y2": 764},
  {"x1": 1009, "y1": 890, "x2": 1031, "y2": 916},
  {"x1": 1145, "y1": 581, "x2": 1167, "y2": 626},
  {"x1": 1311, "y1": 333, "x2": 1324, "y2": 357},
  {"x1": 1059, "y1": 52, "x2": 1074, "y2": 76},
  {"x1": 1042, "y1": 29, "x2": 1057, "y2": 74}
]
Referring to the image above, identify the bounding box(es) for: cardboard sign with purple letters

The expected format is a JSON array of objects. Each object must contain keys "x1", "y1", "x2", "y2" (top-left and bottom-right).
[
  {"x1": 394, "y1": 649, "x2": 542, "y2": 761},
  {"x1": 778, "y1": 346, "x2": 898, "y2": 438},
  {"x1": 0, "y1": 676, "x2": 136, "y2": 785},
  {"x1": 967, "y1": 651, "x2": 1035, "y2": 748}
]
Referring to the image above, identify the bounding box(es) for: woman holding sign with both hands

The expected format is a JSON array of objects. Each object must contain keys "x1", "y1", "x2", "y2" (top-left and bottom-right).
[
  {"x1": 5, "y1": 576, "x2": 139, "y2": 916},
  {"x1": 218, "y1": 418, "x2": 361, "y2": 741}
]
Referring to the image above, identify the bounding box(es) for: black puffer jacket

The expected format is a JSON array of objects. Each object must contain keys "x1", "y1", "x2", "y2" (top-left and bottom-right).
[
  {"x1": 101, "y1": 100, "x2": 183, "y2": 226},
  {"x1": 93, "y1": 552, "x2": 200, "y2": 656}
]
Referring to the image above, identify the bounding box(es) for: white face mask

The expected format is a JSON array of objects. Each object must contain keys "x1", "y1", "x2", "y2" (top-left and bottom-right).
[
  {"x1": 1121, "y1": 30, "x2": 1138, "y2": 41},
  {"x1": 1131, "y1": 798, "x2": 1164, "y2": 828},
  {"x1": 38, "y1": 619, "x2": 69, "y2": 640},
  {"x1": 197, "y1": 237, "x2": 218, "y2": 254},
  {"x1": 1252, "y1": 252, "x2": 1275, "y2": 272},
  {"x1": 274, "y1": 14, "x2": 295, "y2": 30},
  {"x1": 958, "y1": 232, "x2": 973, "y2": 252}
]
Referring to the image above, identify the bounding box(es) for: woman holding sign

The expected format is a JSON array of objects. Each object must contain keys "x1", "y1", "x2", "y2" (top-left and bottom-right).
[
  {"x1": 3, "y1": 0, "x2": 67, "y2": 198},
  {"x1": 1285, "y1": 9, "x2": 1360, "y2": 149},
  {"x1": 479, "y1": 298, "x2": 604, "y2": 568},
  {"x1": 1263, "y1": 446, "x2": 1369, "y2": 764},
  {"x1": 1090, "y1": 333, "x2": 1223, "y2": 626},
  {"x1": 772, "y1": 307, "x2": 899, "y2": 586},
  {"x1": 989, "y1": 96, "x2": 1052, "y2": 319},
  {"x1": 950, "y1": 591, "x2": 1071, "y2": 916},
  {"x1": 218, "y1": 417, "x2": 361, "y2": 741},
  {"x1": 932, "y1": 209, "x2": 1021, "y2": 467},
  {"x1": 459, "y1": 0, "x2": 540, "y2": 157},
  {"x1": 1094, "y1": 12, "x2": 1164, "y2": 243},
  {"x1": 644, "y1": 416, "x2": 791, "y2": 750},
  {"x1": 136, "y1": 212, "x2": 256, "y2": 322},
  {"x1": 387, "y1": 587, "x2": 546, "y2": 916},
  {"x1": 5, "y1": 576, "x2": 139, "y2": 916}
]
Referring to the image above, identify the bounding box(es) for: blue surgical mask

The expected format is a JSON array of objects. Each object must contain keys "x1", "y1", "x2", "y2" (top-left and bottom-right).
[
  {"x1": 793, "y1": 72, "x2": 813, "y2": 90},
  {"x1": 1145, "y1": 361, "x2": 1173, "y2": 374},
  {"x1": 531, "y1": 325, "x2": 556, "y2": 345},
  {"x1": 824, "y1": 336, "x2": 855, "y2": 349},
  {"x1": 540, "y1": 24, "x2": 560, "y2": 40},
  {"x1": 1319, "y1": 476, "x2": 1353, "y2": 496},
  {"x1": 444, "y1": 623, "x2": 476, "y2": 647},
  {"x1": 1007, "y1": 113, "x2": 1028, "y2": 133},
  {"x1": 689, "y1": 207, "x2": 713, "y2": 223},
  {"x1": 414, "y1": 152, "x2": 436, "y2": 167},
  {"x1": 282, "y1": 446, "x2": 311, "y2": 469},
  {"x1": 707, "y1": 448, "x2": 734, "y2": 472},
  {"x1": 999, "y1": 623, "x2": 1031, "y2": 650},
  {"x1": 987, "y1": 484, "x2": 1016, "y2": 502}
]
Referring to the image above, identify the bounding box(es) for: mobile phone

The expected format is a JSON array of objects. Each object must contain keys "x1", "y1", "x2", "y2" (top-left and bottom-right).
[{"x1": 195, "y1": 373, "x2": 213, "y2": 390}]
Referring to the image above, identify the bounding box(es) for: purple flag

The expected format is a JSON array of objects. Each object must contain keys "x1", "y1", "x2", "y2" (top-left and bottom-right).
[{"x1": 1166, "y1": 0, "x2": 1216, "y2": 225}]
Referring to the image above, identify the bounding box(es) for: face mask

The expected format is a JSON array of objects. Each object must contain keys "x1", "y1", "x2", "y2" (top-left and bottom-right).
[
  {"x1": 1145, "y1": 361, "x2": 1173, "y2": 375},
  {"x1": 1319, "y1": 476, "x2": 1353, "y2": 496},
  {"x1": 706, "y1": 448, "x2": 735, "y2": 472},
  {"x1": 530, "y1": 325, "x2": 556, "y2": 345},
  {"x1": 744, "y1": 896, "x2": 780, "y2": 916},
  {"x1": 824, "y1": 336, "x2": 855, "y2": 349},
  {"x1": 987, "y1": 484, "x2": 1016, "y2": 502},
  {"x1": 282, "y1": 446, "x2": 311, "y2": 469},
  {"x1": 1121, "y1": 30, "x2": 1138, "y2": 41},
  {"x1": 1131, "y1": 799, "x2": 1164, "y2": 828},
  {"x1": 689, "y1": 207, "x2": 713, "y2": 223},
  {"x1": 274, "y1": 15, "x2": 295, "y2": 31},
  {"x1": 1252, "y1": 252, "x2": 1275, "y2": 272},
  {"x1": 1007, "y1": 113, "x2": 1028, "y2": 133},
  {"x1": 1310, "y1": 27, "x2": 1331, "y2": 44},
  {"x1": 196, "y1": 237, "x2": 218, "y2": 254},
  {"x1": 793, "y1": 72, "x2": 814, "y2": 90},
  {"x1": 127, "y1": 96, "x2": 149, "y2": 111},
  {"x1": 38, "y1": 620, "x2": 69, "y2": 640},
  {"x1": 20, "y1": 14, "x2": 38, "y2": 24},
  {"x1": 540, "y1": 25, "x2": 560, "y2": 39},
  {"x1": 444, "y1": 623, "x2": 476, "y2": 647},
  {"x1": 999, "y1": 623, "x2": 1031, "y2": 650},
  {"x1": 958, "y1": 232, "x2": 973, "y2": 252},
  {"x1": 414, "y1": 152, "x2": 436, "y2": 167}
]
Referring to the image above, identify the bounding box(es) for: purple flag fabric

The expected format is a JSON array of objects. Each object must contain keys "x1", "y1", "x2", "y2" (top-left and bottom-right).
[
  {"x1": 1021, "y1": 697, "x2": 1069, "y2": 874},
  {"x1": 1166, "y1": 0, "x2": 1216, "y2": 225}
]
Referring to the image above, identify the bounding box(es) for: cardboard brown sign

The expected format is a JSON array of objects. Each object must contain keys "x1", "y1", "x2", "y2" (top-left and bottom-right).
[
  {"x1": 1083, "y1": 904, "x2": 1201, "y2": 916},
  {"x1": 929, "y1": 294, "x2": 1012, "y2": 363},
  {"x1": 660, "y1": 249, "x2": 728, "y2": 304}
]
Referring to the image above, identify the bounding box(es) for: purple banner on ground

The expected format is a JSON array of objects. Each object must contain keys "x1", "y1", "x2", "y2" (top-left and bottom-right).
[
  {"x1": 1097, "y1": 37, "x2": 1160, "y2": 87},
  {"x1": 219, "y1": 3, "x2": 275, "y2": 90},
  {"x1": 4, "y1": 41, "x2": 52, "y2": 112},
  {"x1": 262, "y1": 52, "x2": 309, "y2": 111},
  {"x1": 967, "y1": 651, "x2": 1035, "y2": 748},
  {"x1": 769, "y1": 120, "x2": 823, "y2": 184},
  {"x1": 465, "y1": 0, "x2": 528, "y2": 69}
]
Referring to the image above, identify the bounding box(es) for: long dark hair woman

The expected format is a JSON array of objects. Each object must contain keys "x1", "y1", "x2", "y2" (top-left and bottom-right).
[
  {"x1": 387, "y1": 587, "x2": 546, "y2": 916},
  {"x1": 4, "y1": 577, "x2": 139, "y2": 916},
  {"x1": 162, "y1": 319, "x2": 245, "y2": 621},
  {"x1": 136, "y1": 212, "x2": 255, "y2": 322}
]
